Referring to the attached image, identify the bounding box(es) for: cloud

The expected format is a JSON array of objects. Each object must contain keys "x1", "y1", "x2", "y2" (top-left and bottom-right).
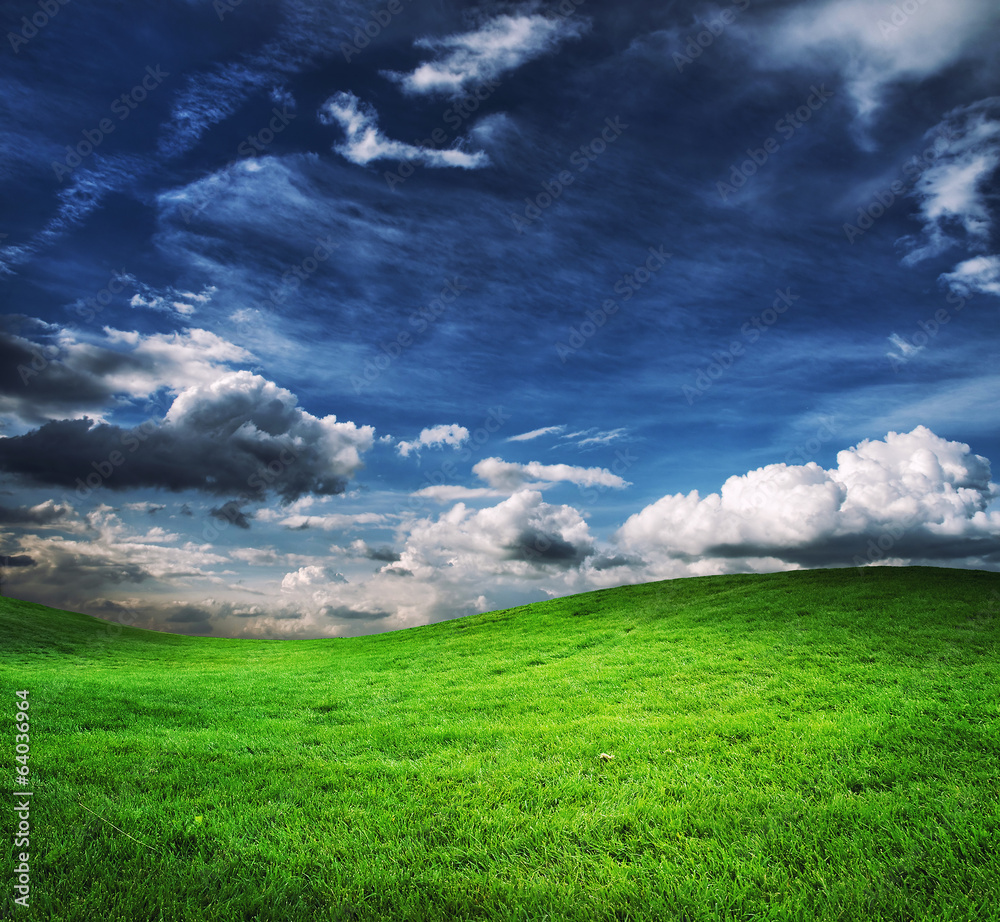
[
  {"x1": 0, "y1": 322, "x2": 252, "y2": 427},
  {"x1": 886, "y1": 332, "x2": 925, "y2": 364},
  {"x1": 472, "y1": 457, "x2": 631, "y2": 491},
  {"x1": 322, "y1": 604, "x2": 392, "y2": 622},
  {"x1": 383, "y1": 14, "x2": 588, "y2": 97},
  {"x1": 281, "y1": 564, "x2": 347, "y2": 592},
  {"x1": 900, "y1": 99, "x2": 1000, "y2": 266},
  {"x1": 0, "y1": 507, "x2": 228, "y2": 614},
  {"x1": 1, "y1": 156, "x2": 149, "y2": 271},
  {"x1": 941, "y1": 255, "x2": 1000, "y2": 297},
  {"x1": 397, "y1": 489, "x2": 595, "y2": 576},
  {"x1": 615, "y1": 426, "x2": 1000, "y2": 573},
  {"x1": 319, "y1": 92, "x2": 488, "y2": 168},
  {"x1": 122, "y1": 503, "x2": 167, "y2": 515},
  {"x1": 154, "y1": 1, "x2": 373, "y2": 163},
  {"x1": 273, "y1": 511, "x2": 389, "y2": 530},
  {"x1": 0, "y1": 500, "x2": 73, "y2": 526},
  {"x1": 411, "y1": 485, "x2": 506, "y2": 503},
  {"x1": 570, "y1": 428, "x2": 629, "y2": 448},
  {"x1": 0, "y1": 371, "x2": 374, "y2": 503},
  {"x1": 347, "y1": 539, "x2": 400, "y2": 562},
  {"x1": 128, "y1": 282, "x2": 217, "y2": 317},
  {"x1": 156, "y1": 61, "x2": 272, "y2": 161},
  {"x1": 209, "y1": 501, "x2": 253, "y2": 530},
  {"x1": 0, "y1": 555, "x2": 36, "y2": 568},
  {"x1": 396, "y1": 424, "x2": 470, "y2": 458},
  {"x1": 744, "y1": 0, "x2": 999, "y2": 142},
  {"x1": 507, "y1": 425, "x2": 565, "y2": 442}
]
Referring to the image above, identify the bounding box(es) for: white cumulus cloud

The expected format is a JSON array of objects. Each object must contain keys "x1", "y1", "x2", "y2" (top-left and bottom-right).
[
  {"x1": 396, "y1": 489, "x2": 595, "y2": 578},
  {"x1": 281, "y1": 564, "x2": 346, "y2": 592},
  {"x1": 941, "y1": 254, "x2": 1000, "y2": 297},
  {"x1": 396, "y1": 424, "x2": 470, "y2": 458},
  {"x1": 615, "y1": 426, "x2": 1000, "y2": 573}
]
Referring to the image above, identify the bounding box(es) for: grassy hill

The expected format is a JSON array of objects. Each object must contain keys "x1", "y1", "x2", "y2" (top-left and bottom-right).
[{"x1": 2, "y1": 566, "x2": 999, "y2": 921}]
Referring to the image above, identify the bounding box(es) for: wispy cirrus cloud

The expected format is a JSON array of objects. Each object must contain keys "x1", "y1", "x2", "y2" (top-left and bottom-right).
[
  {"x1": 900, "y1": 98, "x2": 1000, "y2": 267},
  {"x1": 507, "y1": 425, "x2": 565, "y2": 442},
  {"x1": 473, "y1": 457, "x2": 631, "y2": 491},
  {"x1": 382, "y1": 13, "x2": 589, "y2": 98},
  {"x1": 320, "y1": 92, "x2": 488, "y2": 168}
]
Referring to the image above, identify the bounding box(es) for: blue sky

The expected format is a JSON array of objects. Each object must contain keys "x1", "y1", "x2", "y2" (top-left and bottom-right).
[{"x1": 1, "y1": 0, "x2": 999, "y2": 636}]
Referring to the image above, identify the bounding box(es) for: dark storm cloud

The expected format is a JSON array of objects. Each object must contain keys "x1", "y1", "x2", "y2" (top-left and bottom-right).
[
  {"x1": 355, "y1": 542, "x2": 401, "y2": 562},
  {"x1": 0, "y1": 501, "x2": 71, "y2": 526},
  {"x1": 505, "y1": 526, "x2": 592, "y2": 567},
  {"x1": 166, "y1": 604, "x2": 215, "y2": 625},
  {"x1": 0, "y1": 327, "x2": 114, "y2": 423},
  {"x1": 208, "y1": 501, "x2": 253, "y2": 530},
  {"x1": 323, "y1": 604, "x2": 391, "y2": 621},
  {"x1": 0, "y1": 540, "x2": 156, "y2": 617},
  {"x1": 704, "y1": 533, "x2": 1000, "y2": 569},
  {"x1": 0, "y1": 322, "x2": 251, "y2": 427},
  {"x1": 0, "y1": 554, "x2": 36, "y2": 567},
  {"x1": 0, "y1": 371, "x2": 373, "y2": 502},
  {"x1": 590, "y1": 553, "x2": 644, "y2": 571}
]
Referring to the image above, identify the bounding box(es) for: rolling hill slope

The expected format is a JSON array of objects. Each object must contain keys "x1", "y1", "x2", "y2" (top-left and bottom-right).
[{"x1": 2, "y1": 566, "x2": 999, "y2": 921}]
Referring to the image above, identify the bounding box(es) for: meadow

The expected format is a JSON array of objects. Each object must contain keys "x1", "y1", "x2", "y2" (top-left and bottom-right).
[{"x1": 2, "y1": 565, "x2": 998, "y2": 921}]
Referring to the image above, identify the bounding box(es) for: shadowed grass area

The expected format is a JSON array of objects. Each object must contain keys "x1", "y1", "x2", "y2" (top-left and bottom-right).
[{"x1": 2, "y1": 566, "x2": 999, "y2": 920}]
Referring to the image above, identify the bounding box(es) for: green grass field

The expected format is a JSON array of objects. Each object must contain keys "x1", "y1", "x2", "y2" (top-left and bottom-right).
[{"x1": 2, "y1": 565, "x2": 999, "y2": 921}]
